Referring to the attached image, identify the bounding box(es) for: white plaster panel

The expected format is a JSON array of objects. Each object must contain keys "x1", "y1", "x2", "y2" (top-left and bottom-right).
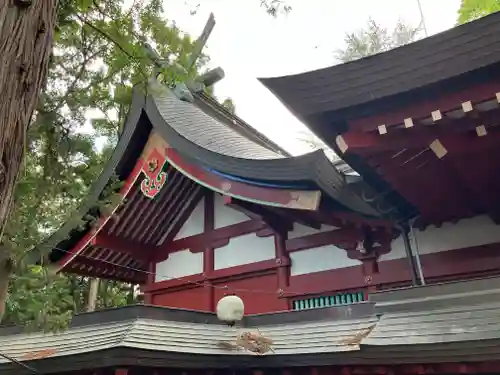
[
  {"x1": 287, "y1": 223, "x2": 339, "y2": 239},
  {"x1": 155, "y1": 249, "x2": 203, "y2": 282},
  {"x1": 380, "y1": 215, "x2": 500, "y2": 261},
  {"x1": 214, "y1": 194, "x2": 249, "y2": 229},
  {"x1": 290, "y1": 245, "x2": 361, "y2": 276},
  {"x1": 174, "y1": 197, "x2": 204, "y2": 240},
  {"x1": 214, "y1": 233, "x2": 275, "y2": 270}
]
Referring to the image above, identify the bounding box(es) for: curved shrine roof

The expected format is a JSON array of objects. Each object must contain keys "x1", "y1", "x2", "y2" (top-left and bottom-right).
[
  {"x1": 34, "y1": 79, "x2": 387, "y2": 282},
  {"x1": 153, "y1": 86, "x2": 283, "y2": 160},
  {"x1": 259, "y1": 12, "x2": 500, "y2": 120}
]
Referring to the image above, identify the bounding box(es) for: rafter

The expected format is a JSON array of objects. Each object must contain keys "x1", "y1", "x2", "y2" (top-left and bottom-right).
[
  {"x1": 92, "y1": 232, "x2": 156, "y2": 262},
  {"x1": 157, "y1": 185, "x2": 204, "y2": 245},
  {"x1": 349, "y1": 81, "x2": 500, "y2": 132},
  {"x1": 224, "y1": 196, "x2": 294, "y2": 232},
  {"x1": 338, "y1": 127, "x2": 500, "y2": 157},
  {"x1": 369, "y1": 151, "x2": 479, "y2": 223}
]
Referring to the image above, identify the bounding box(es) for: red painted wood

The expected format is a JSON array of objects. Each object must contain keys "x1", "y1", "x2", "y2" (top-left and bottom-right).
[
  {"x1": 148, "y1": 272, "x2": 287, "y2": 314},
  {"x1": 157, "y1": 186, "x2": 204, "y2": 245},
  {"x1": 57, "y1": 160, "x2": 144, "y2": 270},
  {"x1": 142, "y1": 258, "x2": 285, "y2": 294},
  {"x1": 285, "y1": 227, "x2": 389, "y2": 253},
  {"x1": 155, "y1": 220, "x2": 265, "y2": 260},
  {"x1": 92, "y1": 233, "x2": 155, "y2": 262},
  {"x1": 213, "y1": 273, "x2": 288, "y2": 314},
  {"x1": 341, "y1": 126, "x2": 500, "y2": 158},
  {"x1": 164, "y1": 143, "x2": 320, "y2": 210},
  {"x1": 349, "y1": 81, "x2": 500, "y2": 132},
  {"x1": 274, "y1": 232, "x2": 290, "y2": 293},
  {"x1": 286, "y1": 242, "x2": 500, "y2": 297},
  {"x1": 203, "y1": 191, "x2": 215, "y2": 311},
  {"x1": 119, "y1": 362, "x2": 500, "y2": 375},
  {"x1": 152, "y1": 286, "x2": 210, "y2": 311}
]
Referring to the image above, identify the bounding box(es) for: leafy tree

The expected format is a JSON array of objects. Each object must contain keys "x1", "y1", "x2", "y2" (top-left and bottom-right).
[
  {"x1": 0, "y1": 0, "x2": 290, "y2": 326},
  {"x1": 335, "y1": 18, "x2": 421, "y2": 62},
  {"x1": 0, "y1": 0, "x2": 59, "y2": 322},
  {"x1": 298, "y1": 18, "x2": 421, "y2": 157},
  {"x1": 0, "y1": 0, "x2": 225, "y2": 328},
  {"x1": 457, "y1": 0, "x2": 500, "y2": 23}
]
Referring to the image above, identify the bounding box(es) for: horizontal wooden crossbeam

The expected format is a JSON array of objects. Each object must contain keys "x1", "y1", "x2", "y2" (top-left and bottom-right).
[{"x1": 92, "y1": 233, "x2": 156, "y2": 262}]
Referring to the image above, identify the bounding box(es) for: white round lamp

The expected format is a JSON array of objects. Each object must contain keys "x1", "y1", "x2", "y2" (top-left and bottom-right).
[{"x1": 216, "y1": 295, "x2": 244, "y2": 326}]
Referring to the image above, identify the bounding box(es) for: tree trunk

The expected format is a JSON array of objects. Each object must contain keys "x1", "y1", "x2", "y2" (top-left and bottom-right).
[
  {"x1": 127, "y1": 283, "x2": 136, "y2": 305},
  {"x1": 0, "y1": 259, "x2": 12, "y2": 323},
  {"x1": 0, "y1": 0, "x2": 58, "y2": 321},
  {"x1": 86, "y1": 278, "x2": 100, "y2": 312}
]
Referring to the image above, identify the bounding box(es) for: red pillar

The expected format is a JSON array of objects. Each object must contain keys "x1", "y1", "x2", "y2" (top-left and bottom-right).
[{"x1": 203, "y1": 191, "x2": 215, "y2": 311}]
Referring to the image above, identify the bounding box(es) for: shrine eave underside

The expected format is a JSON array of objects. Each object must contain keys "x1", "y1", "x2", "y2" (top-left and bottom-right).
[
  {"x1": 33, "y1": 81, "x2": 390, "y2": 273},
  {"x1": 2, "y1": 277, "x2": 500, "y2": 373}
]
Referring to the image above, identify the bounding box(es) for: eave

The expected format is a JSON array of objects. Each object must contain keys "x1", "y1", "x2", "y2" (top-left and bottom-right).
[
  {"x1": 3, "y1": 277, "x2": 500, "y2": 373},
  {"x1": 36, "y1": 81, "x2": 389, "y2": 283}
]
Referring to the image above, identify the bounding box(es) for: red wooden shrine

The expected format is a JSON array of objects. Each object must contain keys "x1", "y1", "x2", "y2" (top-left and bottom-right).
[{"x1": 5, "y1": 11, "x2": 500, "y2": 375}]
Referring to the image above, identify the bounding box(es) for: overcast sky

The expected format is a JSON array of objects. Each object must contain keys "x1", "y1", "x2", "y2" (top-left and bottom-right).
[
  {"x1": 147, "y1": 0, "x2": 461, "y2": 154},
  {"x1": 163, "y1": 0, "x2": 461, "y2": 154}
]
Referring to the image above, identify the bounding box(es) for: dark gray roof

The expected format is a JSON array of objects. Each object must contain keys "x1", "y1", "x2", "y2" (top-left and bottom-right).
[
  {"x1": 145, "y1": 84, "x2": 381, "y2": 216},
  {"x1": 0, "y1": 304, "x2": 377, "y2": 373},
  {"x1": 153, "y1": 84, "x2": 284, "y2": 160},
  {"x1": 0, "y1": 316, "x2": 376, "y2": 362},
  {"x1": 361, "y1": 276, "x2": 500, "y2": 363},
  {"x1": 5, "y1": 277, "x2": 500, "y2": 373},
  {"x1": 259, "y1": 11, "x2": 500, "y2": 119}
]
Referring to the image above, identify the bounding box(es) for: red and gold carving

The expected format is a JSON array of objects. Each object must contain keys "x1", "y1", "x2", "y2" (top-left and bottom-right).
[{"x1": 140, "y1": 148, "x2": 168, "y2": 199}]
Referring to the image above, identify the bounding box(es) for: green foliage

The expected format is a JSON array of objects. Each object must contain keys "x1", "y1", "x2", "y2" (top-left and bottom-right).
[
  {"x1": 335, "y1": 18, "x2": 421, "y2": 62},
  {"x1": 2, "y1": 0, "x2": 216, "y2": 329},
  {"x1": 3, "y1": 266, "x2": 135, "y2": 330},
  {"x1": 221, "y1": 98, "x2": 236, "y2": 114},
  {"x1": 457, "y1": 0, "x2": 500, "y2": 23}
]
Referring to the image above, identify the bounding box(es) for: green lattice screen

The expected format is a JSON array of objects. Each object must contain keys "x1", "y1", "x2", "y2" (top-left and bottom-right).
[{"x1": 292, "y1": 291, "x2": 366, "y2": 310}]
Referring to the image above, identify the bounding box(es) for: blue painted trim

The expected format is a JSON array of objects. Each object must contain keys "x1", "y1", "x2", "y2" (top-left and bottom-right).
[{"x1": 205, "y1": 167, "x2": 314, "y2": 190}]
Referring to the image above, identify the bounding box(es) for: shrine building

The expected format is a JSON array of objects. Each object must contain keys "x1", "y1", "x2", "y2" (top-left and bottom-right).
[{"x1": 3, "y1": 10, "x2": 500, "y2": 375}]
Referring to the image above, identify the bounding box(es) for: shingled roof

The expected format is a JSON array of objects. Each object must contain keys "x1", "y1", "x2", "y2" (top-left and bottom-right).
[
  {"x1": 260, "y1": 11, "x2": 500, "y2": 121},
  {"x1": 3, "y1": 277, "x2": 500, "y2": 373}
]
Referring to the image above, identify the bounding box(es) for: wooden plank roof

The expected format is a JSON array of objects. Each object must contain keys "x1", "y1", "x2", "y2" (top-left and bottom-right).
[{"x1": 3, "y1": 277, "x2": 500, "y2": 373}]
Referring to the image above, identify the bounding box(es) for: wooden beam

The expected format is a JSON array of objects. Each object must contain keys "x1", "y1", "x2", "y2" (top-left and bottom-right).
[
  {"x1": 339, "y1": 127, "x2": 500, "y2": 157},
  {"x1": 157, "y1": 184, "x2": 204, "y2": 245},
  {"x1": 369, "y1": 151, "x2": 479, "y2": 222},
  {"x1": 64, "y1": 257, "x2": 144, "y2": 283},
  {"x1": 155, "y1": 220, "x2": 266, "y2": 261},
  {"x1": 349, "y1": 81, "x2": 500, "y2": 132},
  {"x1": 433, "y1": 130, "x2": 500, "y2": 157},
  {"x1": 225, "y1": 196, "x2": 294, "y2": 232},
  {"x1": 92, "y1": 233, "x2": 156, "y2": 262},
  {"x1": 439, "y1": 152, "x2": 500, "y2": 224},
  {"x1": 286, "y1": 227, "x2": 363, "y2": 252}
]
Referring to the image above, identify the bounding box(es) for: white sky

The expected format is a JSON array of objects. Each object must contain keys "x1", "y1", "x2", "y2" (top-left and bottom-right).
[{"x1": 161, "y1": 0, "x2": 461, "y2": 155}]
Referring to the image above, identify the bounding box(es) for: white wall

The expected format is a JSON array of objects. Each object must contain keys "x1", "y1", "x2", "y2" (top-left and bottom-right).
[
  {"x1": 287, "y1": 223, "x2": 339, "y2": 239},
  {"x1": 155, "y1": 249, "x2": 203, "y2": 282},
  {"x1": 380, "y1": 215, "x2": 500, "y2": 261},
  {"x1": 290, "y1": 245, "x2": 361, "y2": 276},
  {"x1": 174, "y1": 197, "x2": 205, "y2": 240},
  {"x1": 214, "y1": 234, "x2": 275, "y2": 270},
  {"x1": 214, "y1": 193, "x2": 249, "y2": 228}
]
